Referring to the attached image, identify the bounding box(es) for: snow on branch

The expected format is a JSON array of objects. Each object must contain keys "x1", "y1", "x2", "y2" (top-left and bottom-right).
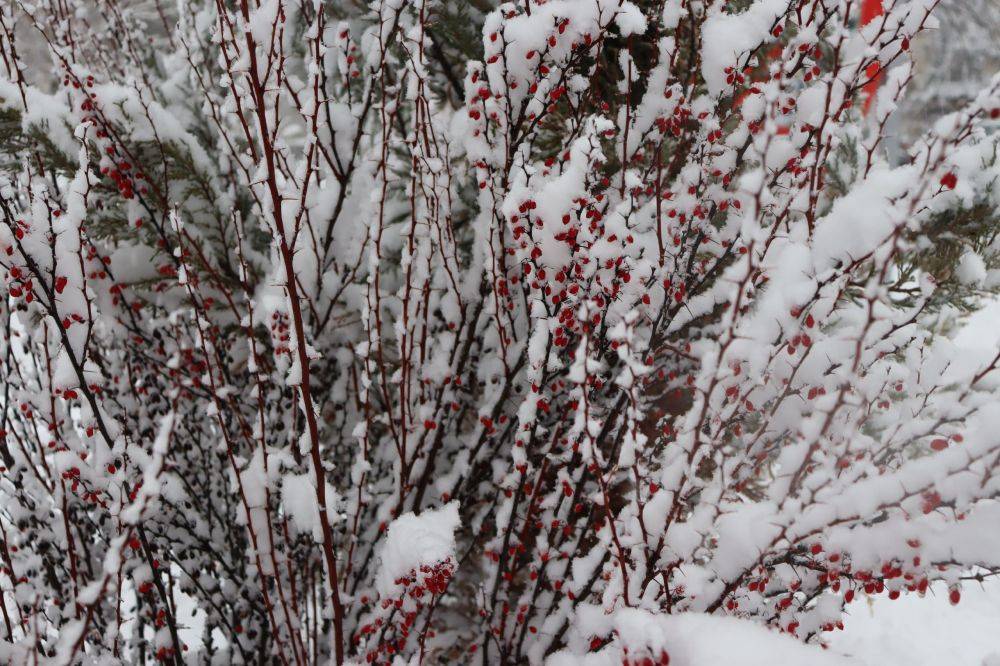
[{"x1": 0, "y1": 0, "x2": 997, "y2": 664}]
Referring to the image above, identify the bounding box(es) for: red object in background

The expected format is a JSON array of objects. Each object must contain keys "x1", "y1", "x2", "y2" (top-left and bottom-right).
[
  {"x1": 862, "y1": 0, "x2": 885, "y2": 114},
  {"x1": 737, "y1": 0, "x2": 885, "y2": 121},
  {"x1": 861, "y1": 0, "x2": 884, "y2": 24}
]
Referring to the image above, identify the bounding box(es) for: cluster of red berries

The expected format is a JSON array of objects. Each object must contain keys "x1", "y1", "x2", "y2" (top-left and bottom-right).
[
  {"x1": 359, "y1": 559, "x2": 455, "y2": 664},
  {"x1": 269, "y1": 311, "x2": 292, "y2": 356}
]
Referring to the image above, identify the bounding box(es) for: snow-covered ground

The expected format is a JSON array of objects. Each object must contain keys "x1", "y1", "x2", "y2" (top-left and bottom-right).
[{"x1": 831, "y1": 578, "x2": 1000, "y2": 665}]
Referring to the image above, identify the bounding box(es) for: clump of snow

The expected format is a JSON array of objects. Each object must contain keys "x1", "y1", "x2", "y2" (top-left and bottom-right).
[
  {"x1": 956, "y1": 250, "x2": 987, "y2": 285},
  {"x1": 614, "y1": 4, "x2": 648, "y2": 36},
  {"x1": 376, "y1": 502, "x2": 460, "y2": 598},
  {"x1": 811, "y1": 165, "x2": 914, "y2": 271},
  {"x1": 281, "y1": 472, "x2": 339, "y2": 543},
  {"x1": 549, "y1": 608, "x2": 860, "y2": 666}
]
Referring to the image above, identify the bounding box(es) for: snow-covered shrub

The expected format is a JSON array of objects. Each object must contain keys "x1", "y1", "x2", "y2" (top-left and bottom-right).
[{"x1": 0, "y1": 0, "x2": 998, "y2": 664}]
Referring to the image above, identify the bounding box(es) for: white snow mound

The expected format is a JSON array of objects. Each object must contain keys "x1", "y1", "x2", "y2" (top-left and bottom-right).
[{"x1": 375, "y1": 502, "x2": 460, "y2": 598}]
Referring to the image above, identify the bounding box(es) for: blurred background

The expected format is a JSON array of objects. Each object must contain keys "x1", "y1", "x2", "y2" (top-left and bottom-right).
[{"x1": 899, "y1": 0, "x2": 1000, "y2": 142}]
